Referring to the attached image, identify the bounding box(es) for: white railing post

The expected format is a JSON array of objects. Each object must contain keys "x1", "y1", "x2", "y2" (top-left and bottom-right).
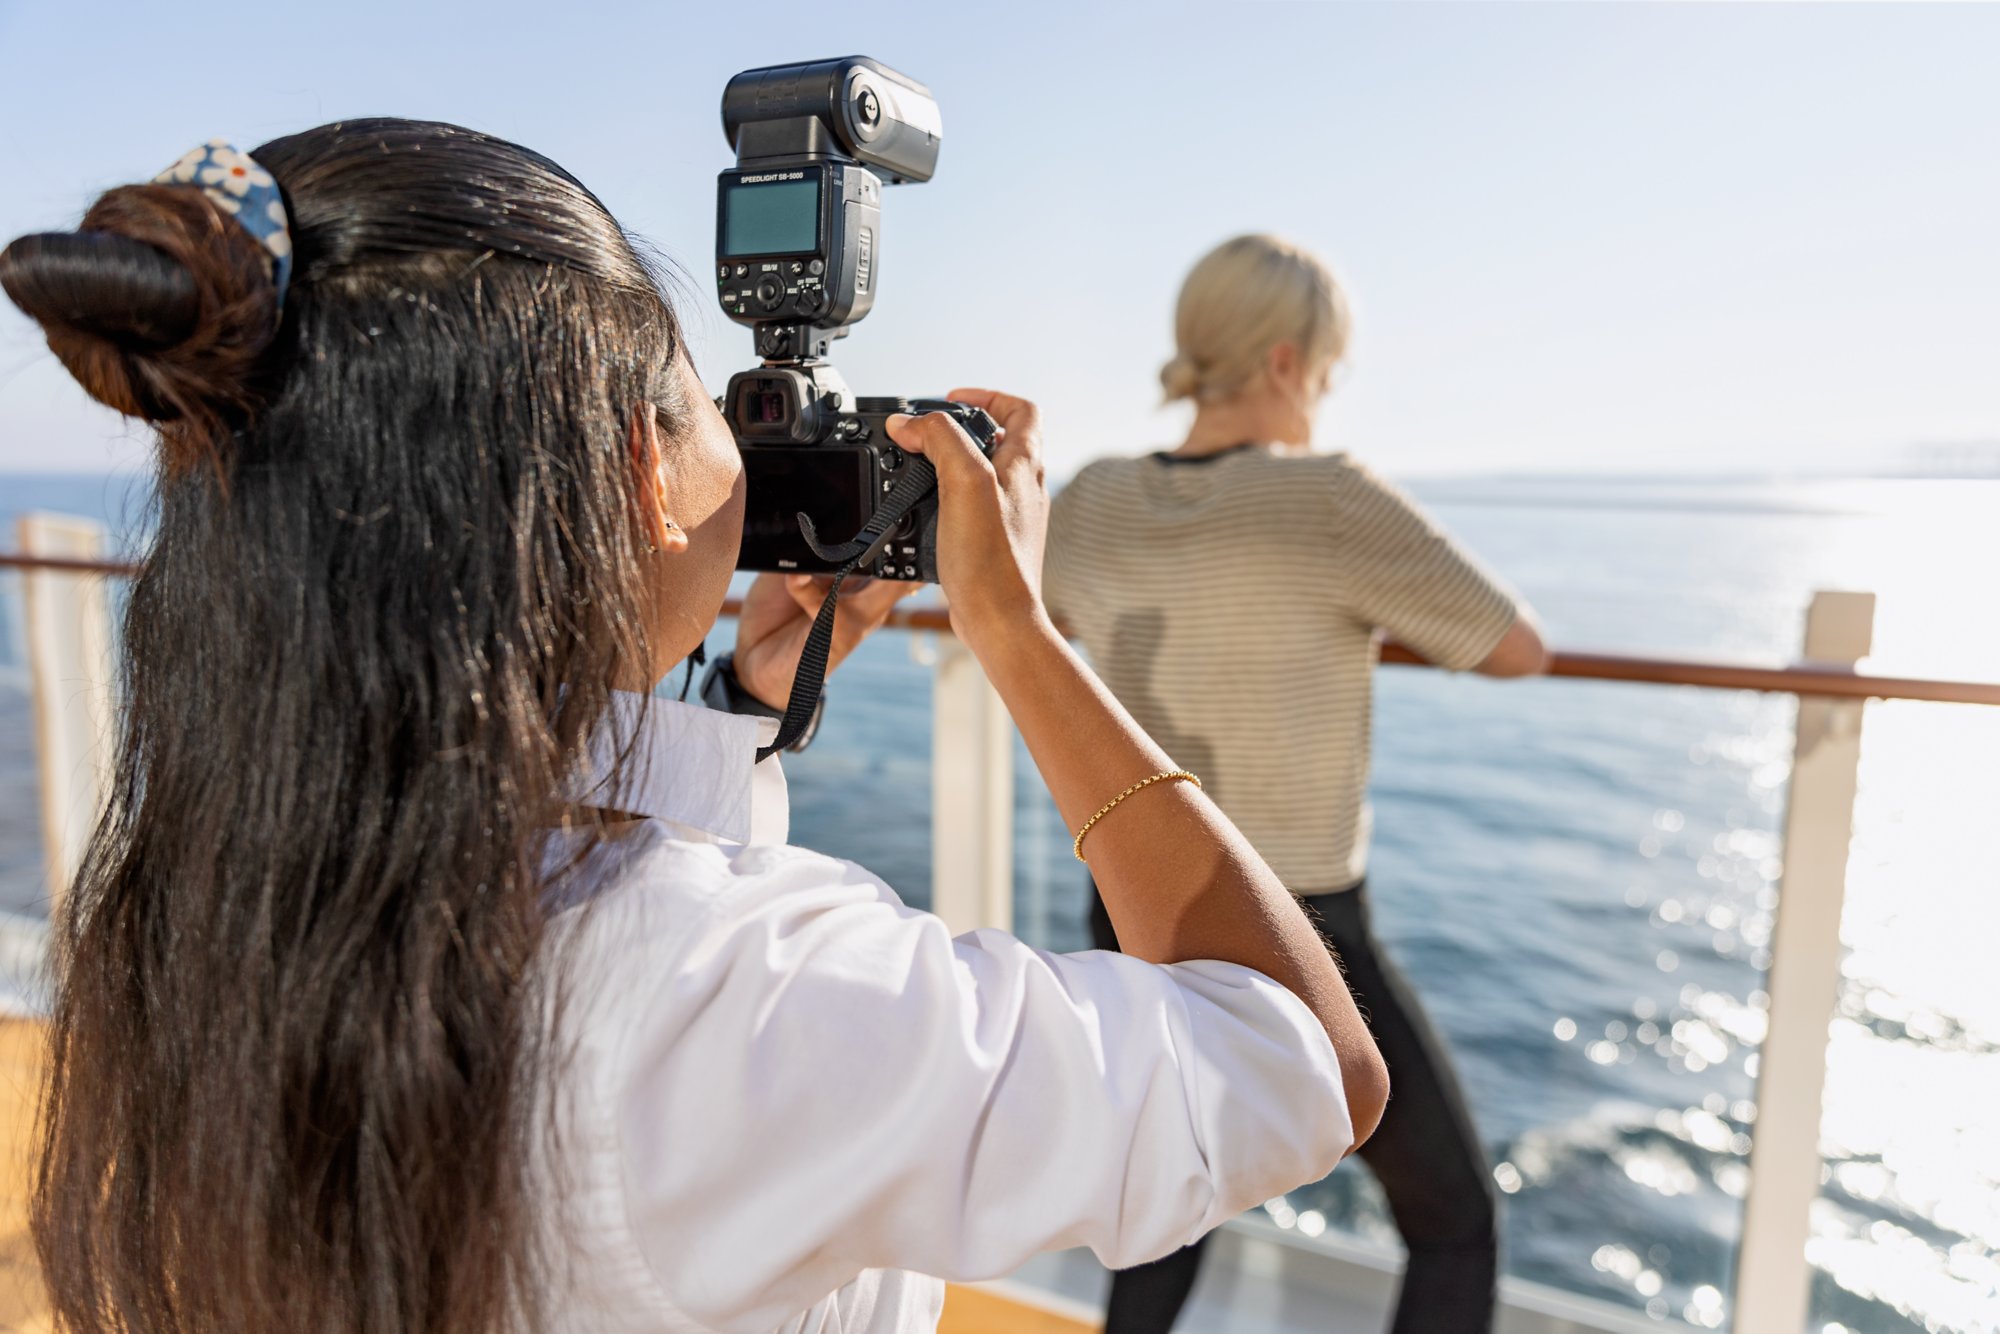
[
  {"x1": 1735, "y1": 589, "x2": 1874, "y2": 1334},
  {"x1": 928, "y1": 633, "x2": 1013, "y2": 935},
  {"x1": 19, "y1": 514, "x2": 118, "y2": 912}
]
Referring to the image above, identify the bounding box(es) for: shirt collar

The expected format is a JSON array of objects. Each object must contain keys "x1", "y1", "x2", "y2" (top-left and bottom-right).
[{"x1": 571, "y1": 691, "x2": 790, "y2": 846}]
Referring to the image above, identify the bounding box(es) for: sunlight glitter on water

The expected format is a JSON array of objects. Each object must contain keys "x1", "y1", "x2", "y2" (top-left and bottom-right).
[
  {"x1": 1808, "y1": 691, "x2": 2000, "y2": 1330},
  {"x1": 1769, "y1": 482, "x2": 2000, "y2": 1330}
]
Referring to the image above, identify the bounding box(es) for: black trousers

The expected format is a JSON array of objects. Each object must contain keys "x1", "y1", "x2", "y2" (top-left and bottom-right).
[{"x1": 1088, "y1": 880, "x2": 1499, "y2": 1334}]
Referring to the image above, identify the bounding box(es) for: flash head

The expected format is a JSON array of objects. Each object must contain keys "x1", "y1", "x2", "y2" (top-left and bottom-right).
[
  {"x1": 721, "y1": 56, "x2": 942, "y2": 184},
  {"x1": 715, "y1": 56, "x2": 943, "y2": 361}
]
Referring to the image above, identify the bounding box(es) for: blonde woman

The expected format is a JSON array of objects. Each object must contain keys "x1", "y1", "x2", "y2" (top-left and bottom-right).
[{"x1": 1045, "y1": 235, "x2": 1547, "y2": 1334}]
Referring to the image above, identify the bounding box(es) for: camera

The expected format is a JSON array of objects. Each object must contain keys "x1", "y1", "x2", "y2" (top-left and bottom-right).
[{"x1": 716, "y1": 56, "x2": 996, "y2": 581}]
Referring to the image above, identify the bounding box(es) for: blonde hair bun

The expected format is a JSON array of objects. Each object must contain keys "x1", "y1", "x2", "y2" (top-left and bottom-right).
[
  {"x1": 1159, "y1": 354, "x2": 1205, "y2": 403},
  {"x1": 1159, "y1": 234, "x2": 1351, "y2": 405}
]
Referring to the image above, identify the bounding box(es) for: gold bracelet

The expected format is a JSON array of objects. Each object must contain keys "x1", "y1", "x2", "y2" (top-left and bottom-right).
[{"x1": 1072, "y1": 770, "x2": 1203, "y2": 863}]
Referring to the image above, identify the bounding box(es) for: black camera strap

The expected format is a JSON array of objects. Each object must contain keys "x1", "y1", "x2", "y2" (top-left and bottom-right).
[
  {"x1": 797, "y1": 456, "x2": 940, "y2": 566},
  {"x1": 678, "y1": 640, "x2": 707, "y2": 702},
  {"x1": 755, "y1": 456, "x2": 940, "y2": 763}
]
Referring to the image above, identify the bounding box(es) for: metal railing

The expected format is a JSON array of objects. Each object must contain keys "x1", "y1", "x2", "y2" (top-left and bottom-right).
[{"x1": 8, "y1": 518, "x2": 2000, "y2": 1334}]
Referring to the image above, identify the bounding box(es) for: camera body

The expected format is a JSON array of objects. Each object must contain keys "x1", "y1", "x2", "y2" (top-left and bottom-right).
[
  {"x1": 717, "y1": 57, "x2": 990, "y2": 580},
  {"x1": 735, "y1": 390, "x2": 996, "y2": 578}
]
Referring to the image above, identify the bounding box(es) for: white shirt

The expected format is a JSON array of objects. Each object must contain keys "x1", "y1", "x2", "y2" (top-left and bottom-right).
[{"x1": 537, "y1": 694, "x2": 1352, "y2": 1333}]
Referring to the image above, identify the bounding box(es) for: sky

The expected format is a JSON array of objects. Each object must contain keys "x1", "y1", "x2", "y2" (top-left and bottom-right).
[{"x1": 0, "y1": 1, "x2": 1996, "y2": 481}]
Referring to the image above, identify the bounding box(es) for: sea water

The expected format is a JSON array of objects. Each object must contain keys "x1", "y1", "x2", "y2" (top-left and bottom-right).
[{"x1": 3, "y1": 471, "x2": 1995, "y2": 1333}]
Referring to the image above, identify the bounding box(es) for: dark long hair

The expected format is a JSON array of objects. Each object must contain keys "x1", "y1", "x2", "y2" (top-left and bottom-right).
[{"x1": 1, "y1": 119, "x2": 688, "y2": 1332}]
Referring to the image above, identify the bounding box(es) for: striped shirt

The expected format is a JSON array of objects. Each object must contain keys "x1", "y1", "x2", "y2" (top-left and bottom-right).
[{"x1": 1044, "y1": 448, "x2": 1522, "y2": 892}]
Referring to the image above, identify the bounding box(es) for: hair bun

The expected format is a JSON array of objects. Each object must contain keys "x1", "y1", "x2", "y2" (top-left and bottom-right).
[
  {"x1": 1, "y1": 183, "x2": 281, "y2": 472},
  {"x1": 1159, "y1": 353, "x2": 1205, "y2": 403}
]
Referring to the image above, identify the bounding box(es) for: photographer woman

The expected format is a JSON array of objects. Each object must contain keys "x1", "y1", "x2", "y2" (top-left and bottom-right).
[
  {"x1": 1045, "y1": 234, "x2": 1547, "y2": 1334},
  {"x1": 2, "y1": 124, "x2": 1385, "y2": 1333}
]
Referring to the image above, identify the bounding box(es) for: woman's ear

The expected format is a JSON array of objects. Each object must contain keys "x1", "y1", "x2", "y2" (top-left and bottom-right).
[
  {"x1": 1267, "y1": 340, "x2": 1302, "y2": 391},
  {"x1": 629, "y1": 403, "x2": 690, "y2": 556}
]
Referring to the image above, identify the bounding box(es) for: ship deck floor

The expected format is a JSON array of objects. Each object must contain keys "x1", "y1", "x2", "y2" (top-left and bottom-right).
[{"x1": 3, "y1": 1021, "x2": 48, "y2": 1333}]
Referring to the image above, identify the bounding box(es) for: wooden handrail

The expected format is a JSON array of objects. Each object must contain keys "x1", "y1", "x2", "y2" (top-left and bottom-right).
[
  {"x1": 7, "y1": 552, "x2": 1999, "y2": 707},
  {"x1": 0, "y1": 553, "x2": 139, "y2": 578}
]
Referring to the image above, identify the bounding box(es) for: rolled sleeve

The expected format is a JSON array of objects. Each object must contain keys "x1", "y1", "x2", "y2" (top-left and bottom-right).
[
  {"x1": 605, "y1": 850, "x2": 1349, "y2": 1328},
  {"x1": 936, "y1": 931, "x2": 1352, "y2": 1273}
]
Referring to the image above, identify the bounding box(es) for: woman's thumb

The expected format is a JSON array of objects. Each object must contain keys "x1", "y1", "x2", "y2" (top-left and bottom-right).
[{"x1": 887, "y1": 411, "x2": 984, "y2": 479}]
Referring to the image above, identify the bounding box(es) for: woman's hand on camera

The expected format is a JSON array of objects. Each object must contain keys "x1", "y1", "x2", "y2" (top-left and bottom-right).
[
  {"x1": 732, "y1": 573, "x2": 919, "y2": 710},
  {"x1": 887, "y1": 389, "x2": 1049, "y2": 649}
]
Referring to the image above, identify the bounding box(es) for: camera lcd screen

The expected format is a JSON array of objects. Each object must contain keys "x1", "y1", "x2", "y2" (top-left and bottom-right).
[
  {"x1": 739, "y1": 447, "x2": 870, "y2": 572},
  {"x1": 722, "y1": 178, "x2": 820, "y2": 257}
]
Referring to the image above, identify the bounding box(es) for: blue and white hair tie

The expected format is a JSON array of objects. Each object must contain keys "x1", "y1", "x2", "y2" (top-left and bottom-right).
[{"x1": 152, "y1": 139, "x2": 293, "y2": 307}]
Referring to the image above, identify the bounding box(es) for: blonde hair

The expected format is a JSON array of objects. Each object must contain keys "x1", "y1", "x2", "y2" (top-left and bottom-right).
[{"x1": 1159, "y1": 234, "x2": 1352, "y2": 404}]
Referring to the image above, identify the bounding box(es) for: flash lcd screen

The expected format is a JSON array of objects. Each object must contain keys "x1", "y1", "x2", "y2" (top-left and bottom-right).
[{"x1": 723, "y1": 178, "x2": 820, "y2": 256}]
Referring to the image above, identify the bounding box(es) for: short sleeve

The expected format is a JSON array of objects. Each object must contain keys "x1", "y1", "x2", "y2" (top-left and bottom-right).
[
  {"x1": 1330, "y1": 462, "x2": 1521, "y2": 670},
  {"x1": 1042, "y1": 472, "x2": 1089, "y2": 627},
  {"x1": 604, "y1": 850, "x2": 1350, "y2": 1330}
]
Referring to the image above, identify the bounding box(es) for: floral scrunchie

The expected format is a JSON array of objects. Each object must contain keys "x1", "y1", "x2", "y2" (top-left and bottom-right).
[{"x1": 153, "y1": 139, "x2": 293, "y2": 307}]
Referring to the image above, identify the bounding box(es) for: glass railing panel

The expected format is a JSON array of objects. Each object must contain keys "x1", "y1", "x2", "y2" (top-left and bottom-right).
[
  {"x1": 1394, "y1": 667, "x2": 1769, "y2": 1326},
  {"x1": 3, "y1": 556, "x2": 45, "y2": 923},
  {"x1": 1795, "y1": 484, "x2": 2000, "y2": 1334},
  {"x1": 0, "y1": 475, "x2": 151, "y2": 928},
  {"x1": 1007, "y1": 662, "x2": 1782, "y2": 1328},
  {"x1": 1808, "y1": 696, "x2": 2000, "y2": 1334}
]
